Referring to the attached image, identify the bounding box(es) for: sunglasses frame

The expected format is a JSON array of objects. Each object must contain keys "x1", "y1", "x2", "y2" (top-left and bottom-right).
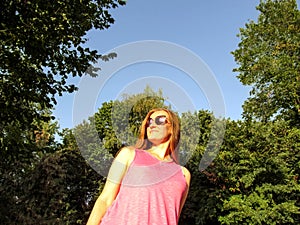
[{"x1": 146, "y1": 115, "x2": 169, "y2": 127}]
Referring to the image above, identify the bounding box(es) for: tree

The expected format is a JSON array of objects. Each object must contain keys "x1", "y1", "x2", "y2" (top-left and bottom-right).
[
  {"x1": 19, "y1": 145, "x2": 103, "y2": 224},
  {"x1": 179, "y1": 110, "x2": 220, "y2": 225},
  {"x1": 93, "y1": 86, "x2": 166, "y2": 155},
  {"x1": 0, "y1": 0, "x2": 125, "y2": 166},
  {"x1": 0, "y1": 1, "x2": 125, "y2": 223},
  {"x1": 226, "y1": 1, "x2": 300, "y2": 223},
  {"x1": 0, "y1": 111, "x2": 60, "y2": 224},
  {"x1": 181, "y1": 117, "x2": 300, "y2": 225},
  {"x1": 218, "y1": 120, "x2": 300, "y2": 225},
  {"x1": 232, "y1": 0, "x2": 300, "y2": 126},
  {"x1": 0, "y1": 0, "x2": 125, "y2": 129}
]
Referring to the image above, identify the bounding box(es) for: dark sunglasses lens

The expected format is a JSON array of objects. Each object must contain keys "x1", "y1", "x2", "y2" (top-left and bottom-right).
[
  {"x1": 147, "y1": 116, "x2": 168, "y2": 126},
  {"x1": 155, "y1": 116, "x2": 167, "y2": 125},
  {"x1": 147, "y1": 118, "x2": 153, "y2": 127}
]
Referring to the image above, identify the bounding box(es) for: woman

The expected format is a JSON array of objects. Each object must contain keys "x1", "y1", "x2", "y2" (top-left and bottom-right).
[{"x1": 86, "y1": 108, "x2": 191, "y2": 225}]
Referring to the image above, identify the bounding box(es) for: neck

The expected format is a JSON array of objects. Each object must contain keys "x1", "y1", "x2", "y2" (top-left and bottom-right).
[{"x1": 148, "y1": 141, "x2": 171, "y2": 161}]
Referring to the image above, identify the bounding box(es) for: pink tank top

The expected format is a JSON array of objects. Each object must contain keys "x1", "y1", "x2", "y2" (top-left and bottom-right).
[{"x1": 100, "y1": 149, "x2": 187, "y2": 225}]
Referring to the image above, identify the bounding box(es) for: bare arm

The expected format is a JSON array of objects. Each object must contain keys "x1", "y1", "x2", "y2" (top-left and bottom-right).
[
  {"x1": 179, "y1": 166, "x2": 191, "y2": 215},
  {"x1": 86, "y1": 147, "x2": 135, "y2": 225}
]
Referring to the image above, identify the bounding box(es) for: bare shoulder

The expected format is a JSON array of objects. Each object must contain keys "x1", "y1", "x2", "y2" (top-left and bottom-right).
[
  {"x1": 114, "y1": 146, "x2": 136, "y2": 165},
  {"x1": 181, "y1": 166, "x2": 191, "y2": 186},
  {"x1": 116, "y1": 146, "x2": 135, "y2": 157}
]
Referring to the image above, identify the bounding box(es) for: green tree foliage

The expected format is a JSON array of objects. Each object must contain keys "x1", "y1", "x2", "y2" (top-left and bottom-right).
[
  {"x1": 218, "y1": 120, "x2": 300, "y2": 225},
  {"x1": 0, "y1": 1, "x2": 125, "y2": 223},
  {"x1": 224, "y1": 1, "x2": 300, "y2": 223},
  {"x1": 6, "y1": 89, "x2": 297, "y2": 225},
  {"x1": 0, "y1": 0, "x2": 124, "y2": 129},
  {"x1": 71, "y1": 87, "x2": 167, "y2": 176},
  {"x1": 181, "y1": 118, "x2": 300, "y2": 225},
  {"x1": 232, "y1": 0, "x2": 300, "y2": 125},
  {"x1": 19, "y1": 148, "x2": 102, "y2": 224},
  {"x1": 0, "y1": 0, "x2": 125, "y2": 171},
  {"x1": 1, "y1": 126, "x2": 104, "y2": 224},
  {"x1": 74, "y1": 114, "x2": 113, "y2": 177},
  {"x1": 180, "y1": 110, "x2": 222, "y2": 225},
  {"x1": 225, "y1": 2, "x2": 300, "y2": 222},
  {"x1": 94, "y1": 86, "x2": 166, "y2": 155},
  {"x1": 0, "y1": 113, "x2": 60, "y2": 224}
]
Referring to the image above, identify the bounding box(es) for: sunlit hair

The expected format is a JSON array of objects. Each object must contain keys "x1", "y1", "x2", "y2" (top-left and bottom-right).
[{"x1": 135, "y1": 108, "x2": 181, "y2": 164}]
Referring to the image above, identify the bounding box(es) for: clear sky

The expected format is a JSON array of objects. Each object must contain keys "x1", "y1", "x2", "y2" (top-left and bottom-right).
[{"x1": 54, "y1": 0, "x2": 265, "y2": 130}]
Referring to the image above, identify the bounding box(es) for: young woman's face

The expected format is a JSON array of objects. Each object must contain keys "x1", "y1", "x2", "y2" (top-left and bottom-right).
[{"x1": 146, "y1": 110, "x2": 171, "y2": 145}]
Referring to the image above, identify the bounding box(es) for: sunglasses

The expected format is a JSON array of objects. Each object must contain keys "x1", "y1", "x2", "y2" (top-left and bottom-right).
[{"x1": 146, "y1": 115, "x2": 169, "y2": 127}]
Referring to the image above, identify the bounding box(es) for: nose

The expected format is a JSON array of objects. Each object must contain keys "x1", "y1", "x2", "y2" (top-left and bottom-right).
[{"x1": 149, "y1": 123, "x2": 157, "y2": 128}]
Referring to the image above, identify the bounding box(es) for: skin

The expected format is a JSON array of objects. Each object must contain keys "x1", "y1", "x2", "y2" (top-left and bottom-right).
[{"x1": 86, "y1": 110, "x2": 191, "y2": 225}]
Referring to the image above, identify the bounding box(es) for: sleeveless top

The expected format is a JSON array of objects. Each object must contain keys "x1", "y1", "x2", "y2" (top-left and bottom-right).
[{"x1": 100, "y1": 149, "x2": 187, "y2": 225}]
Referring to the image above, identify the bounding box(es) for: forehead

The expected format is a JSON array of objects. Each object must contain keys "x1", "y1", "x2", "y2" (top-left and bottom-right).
[{"x1": 149, "y1": 110, "x2": 169, "y2": 118}]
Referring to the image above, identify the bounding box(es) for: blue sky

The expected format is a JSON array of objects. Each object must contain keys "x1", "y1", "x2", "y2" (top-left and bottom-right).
[{"x1": 54, "y1": 0, "x2": 266, "y2": 130}]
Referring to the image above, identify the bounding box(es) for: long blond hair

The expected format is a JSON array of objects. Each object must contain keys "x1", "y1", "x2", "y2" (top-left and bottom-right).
[{"x1": 135, "y1": 108, "x2": 181, "y2": 164}]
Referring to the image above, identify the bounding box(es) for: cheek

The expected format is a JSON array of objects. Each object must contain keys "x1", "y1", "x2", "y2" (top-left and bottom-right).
[{"x1": 162, "y1": 126, "x2": 172, "y2": 138}]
